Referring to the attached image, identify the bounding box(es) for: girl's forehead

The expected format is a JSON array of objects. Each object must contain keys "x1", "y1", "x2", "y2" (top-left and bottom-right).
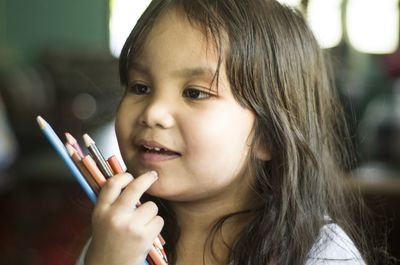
[
  {"x1": 147, "y1": 8, "x2": 225, "y2": 51},
  {"x1": 131, "y1": 10, "x2": 224, "y2": 66}
]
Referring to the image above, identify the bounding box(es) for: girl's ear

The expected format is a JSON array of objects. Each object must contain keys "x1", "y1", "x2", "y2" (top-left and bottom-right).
[
  {"x1": 248, "y1": 133, "x2": 272, "y2": 161},
  {"x1": 247, "y1": 126, "x2": 272, "y2": 161},
  {"x1": 255, "y1": 141, "x2": 272, "y2": 161}
]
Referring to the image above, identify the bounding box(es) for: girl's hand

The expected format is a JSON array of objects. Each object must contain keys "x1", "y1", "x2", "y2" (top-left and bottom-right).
[{"x1": 85, "y1": 171, "x2": 164, "y2": 265}]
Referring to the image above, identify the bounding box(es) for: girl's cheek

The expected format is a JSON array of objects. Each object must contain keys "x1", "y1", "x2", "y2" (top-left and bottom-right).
[
  {"x1": 116, "y1": 102, "x2": 132, "y2": 129},
  {"x1": 115, "y1": 111, "x2": 130, "y2": 147}
]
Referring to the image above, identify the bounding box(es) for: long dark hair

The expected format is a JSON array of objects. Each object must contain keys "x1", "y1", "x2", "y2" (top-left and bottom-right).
[{"x1": 119, "y1": 0, "x2": 377, "y2": 264}]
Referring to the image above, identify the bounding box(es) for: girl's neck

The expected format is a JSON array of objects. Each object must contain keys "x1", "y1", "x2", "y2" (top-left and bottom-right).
[{"x1": 170, "y1": 182, "x2": 257, "y2": 264}]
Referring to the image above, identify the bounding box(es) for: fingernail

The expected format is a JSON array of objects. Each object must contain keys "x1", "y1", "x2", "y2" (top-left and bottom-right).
[{"x1": 149, "y1": 171, "x2": 158, "y2": 179}]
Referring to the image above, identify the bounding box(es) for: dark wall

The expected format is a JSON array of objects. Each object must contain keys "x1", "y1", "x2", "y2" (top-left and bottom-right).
[{"x1": 1, "y1": 0, "x2": 109, "y2": 67}]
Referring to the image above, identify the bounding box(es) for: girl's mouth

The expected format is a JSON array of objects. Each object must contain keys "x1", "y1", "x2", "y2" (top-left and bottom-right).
[{"x1": 137, "y1": 142, "x2": 181, "y2": 164}]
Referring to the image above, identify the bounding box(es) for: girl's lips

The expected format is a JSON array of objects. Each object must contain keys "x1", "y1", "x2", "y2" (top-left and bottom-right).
[
  {"x1": 135, "y1": 139, "x2": 181, "y2": 165},
  {"x1": 139, "y1": 150, "x2": 181, "y2": 164},
  {"x1": 135, "y1": 139, "x2": 180, "y2": 153}
]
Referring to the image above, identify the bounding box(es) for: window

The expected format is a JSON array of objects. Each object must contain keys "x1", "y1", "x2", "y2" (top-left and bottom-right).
[{"x1": 109, "y1": 0, "x2": 151, "y2": 57}]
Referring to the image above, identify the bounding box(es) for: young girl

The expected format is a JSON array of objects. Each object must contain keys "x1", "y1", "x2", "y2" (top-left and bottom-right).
[{"x1": 77, "y1": 0, "x2": 374, "y2": 264}]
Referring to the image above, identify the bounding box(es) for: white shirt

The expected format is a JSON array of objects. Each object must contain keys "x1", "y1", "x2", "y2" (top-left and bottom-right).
[
  {"x1": 306, "y1": 223, "x2": 365, "y2": 264},
  {"x1": 76, "y1": 223, "x2": 365, "y2": 265}
]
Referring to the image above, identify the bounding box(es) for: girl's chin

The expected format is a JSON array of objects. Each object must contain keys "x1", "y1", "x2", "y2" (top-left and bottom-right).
[
  {"x1": 146, "y1": 186, "x2": 215, "y2": 202},
  {"x1": 145, "y1": 182, "x2": 175, "y2": 199},
  {"x1": 145, "y1": 185, "x2": 189, "y2": 201}
]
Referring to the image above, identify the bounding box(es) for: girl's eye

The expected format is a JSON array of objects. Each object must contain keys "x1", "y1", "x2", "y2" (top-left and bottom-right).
[
  {"x1": 128, "y1": 84, "x2": 151, "y2": 94},
  {"x1": 183, "y1": 88, "x2": 211, "y2": 100}
]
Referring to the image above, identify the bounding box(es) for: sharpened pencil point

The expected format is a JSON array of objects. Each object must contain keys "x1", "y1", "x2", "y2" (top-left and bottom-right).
[
  {"x1": 36, "y1": 116, "x2": 47, "y2": 129},
  {"x1": 65, "y1": 143, "x2": 76, "y2": 156},
  {"x1": 83, "y1": 133, "x2": 95, "y2": 147},
  {"x1": 65, "y1": 132, "x2": 77, "y2": 144}
]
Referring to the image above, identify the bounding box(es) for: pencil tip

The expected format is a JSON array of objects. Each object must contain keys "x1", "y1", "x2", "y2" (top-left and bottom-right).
[
  {"x1": 83, "y1": 133, "x2": 94, "y2": 146},
  {"x1": 65, "y1": 132, "x2": 77, "y2": 144},
  {"x1": 65, "y1": 143, "x2": 75, "y2": 155},
  {"x1": 36, "y1": 116, "x2": 46, "y2": 128}
]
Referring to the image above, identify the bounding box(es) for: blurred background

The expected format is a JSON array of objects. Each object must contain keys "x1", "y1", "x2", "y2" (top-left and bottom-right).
[{"x1": 0, "y1": 0, "x2": 399, "y2": 264}]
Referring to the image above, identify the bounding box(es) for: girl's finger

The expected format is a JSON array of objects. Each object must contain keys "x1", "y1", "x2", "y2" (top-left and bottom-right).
[
  {"x1": 96, "y1": 173, "x2": 134, "y2": 206},
  {"x1": 115, "y1": 171, "x2": 158, "y2": 209},
  {"x1": 142, "y1": 215, "x2": 165, "y2": 240},
  {"x1": 132, "y1": 201, "x2": 159, "y2": 225}
]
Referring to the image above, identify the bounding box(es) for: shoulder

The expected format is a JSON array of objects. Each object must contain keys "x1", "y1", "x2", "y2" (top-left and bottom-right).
[{"x1": 306, "y1": 223, "x2": 366, "y2": 265}]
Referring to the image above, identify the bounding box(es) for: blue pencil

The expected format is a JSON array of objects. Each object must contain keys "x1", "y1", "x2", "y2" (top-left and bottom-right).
[{"x1": 36, "y1": 116, "x2": 97, "y2": 203}]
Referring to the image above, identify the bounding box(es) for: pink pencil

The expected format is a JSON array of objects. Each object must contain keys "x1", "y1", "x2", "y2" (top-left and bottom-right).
[{"x1": 65, "y1": 132, "x2": 85, "y2": 158}]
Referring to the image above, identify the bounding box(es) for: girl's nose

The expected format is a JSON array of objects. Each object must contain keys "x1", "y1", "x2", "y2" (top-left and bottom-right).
[{"x1": 139, "y1": 96, "x2": 175, "y2": 129}]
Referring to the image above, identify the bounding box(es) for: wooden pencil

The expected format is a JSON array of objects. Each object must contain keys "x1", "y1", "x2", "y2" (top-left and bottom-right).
[
  {"x1": 82, "y1": 155, "x2": 107, "y2": 187},
  {"x1": 107, "y1": 155, "x2": 124, "y2": 175},
  {"x1": 148, "y1": 246, "x2": 168, "y2": 265},
  {"x1": 83, "y1": 134, "x2": 114, "y2": 178},
  {"x1": 66, "y1": 144, "x2": 100, "y2": 194},
  {"x1": 65, "y1": 132, "x2": 85, "y2": 158}
]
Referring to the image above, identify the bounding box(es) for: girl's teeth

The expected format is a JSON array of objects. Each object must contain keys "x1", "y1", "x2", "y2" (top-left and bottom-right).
[
  {"x1": 143, "y1": 145, "x2": 164, "y2": 152},
  {"x1": 141, "y1": 144, "x2": 179, "y2": 156}
]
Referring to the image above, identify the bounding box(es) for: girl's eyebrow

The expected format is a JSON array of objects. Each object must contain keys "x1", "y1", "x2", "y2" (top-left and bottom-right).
[
  {"x1": 129, "y1": 62, "x2": 150, "y2": 75},
  {"x1": 129, "y1": 62, "x2": 216, "y2": 79},
  {"x1": 171, "y1": 66, "x2": 216, "y2": 79}
]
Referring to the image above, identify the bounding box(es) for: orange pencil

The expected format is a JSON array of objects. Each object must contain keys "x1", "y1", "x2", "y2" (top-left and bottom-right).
[
  {"x1": 107, "y1": 155, "x2": 124, "y2": 174},
  {"x1": 107, "y1": 155, "x2": 139, "y2": 207},
  {"x1": 66, "y1": 144, "x2": 100, "y2": 194},
  {"x1": 148, "y1": 246, "x2": 168, "y2": 265},
  {"x1": 82, "y1": 155, "x2": 107, "y2": 187}
]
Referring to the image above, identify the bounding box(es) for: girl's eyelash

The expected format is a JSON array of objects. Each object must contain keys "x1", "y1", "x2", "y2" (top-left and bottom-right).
[
  {"x1": 126, "y1": 83, "x2": 214, "y2": 100},
  {"x1": 183, "y1": 88, "x2": 214, "y2": 100},
  {"x1": 127, "y1": 83, "x2": 151, "y2": 94}
]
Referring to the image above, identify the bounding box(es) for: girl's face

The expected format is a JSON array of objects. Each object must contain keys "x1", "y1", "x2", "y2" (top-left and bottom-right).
[{"x1": 116, "y1": 10, "x2": 256, "y2": 202}]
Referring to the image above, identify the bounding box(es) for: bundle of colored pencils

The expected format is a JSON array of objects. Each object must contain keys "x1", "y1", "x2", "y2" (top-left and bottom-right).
[{"x1": 36, "y1": 116, "x2": 167, "y2": 265}]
